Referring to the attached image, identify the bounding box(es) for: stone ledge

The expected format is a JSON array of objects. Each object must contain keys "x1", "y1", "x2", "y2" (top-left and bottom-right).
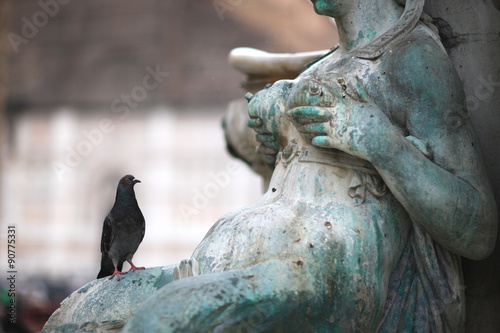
[{"x1": 41, "y1": 265, "x2": 175, "y2": 333}]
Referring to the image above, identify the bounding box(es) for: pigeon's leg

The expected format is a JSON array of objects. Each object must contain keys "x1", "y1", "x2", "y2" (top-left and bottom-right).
[
  {"x1": 127, "y1": 260, "x2": 145, "y2": 272},
  {"x1": 109, "y1": 266, "x2": 127, "y2": 280}
]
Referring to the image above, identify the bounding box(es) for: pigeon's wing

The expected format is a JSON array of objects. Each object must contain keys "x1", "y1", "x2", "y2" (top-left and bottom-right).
[
  {"x1": 97, "y1": 253, "x2": 114, "y2": 278},
  {"x1": 100, "y1": 214, "x2": 114, "y2": 254},
  {"x1": 140, "y1": 223, "x2": 145, "y2": 243},
  {"x1": 97, "y1": 214, "x2": 118, "y2": 278},
  {"x1": 130, "y1": 209, "x2": 146, "y2": 245},
  {"x1": 139, "y1": 213, "x2": 145, "y2": 243}
]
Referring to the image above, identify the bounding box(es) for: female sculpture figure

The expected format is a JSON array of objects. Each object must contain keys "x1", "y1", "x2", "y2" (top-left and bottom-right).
[{"x1": 125, "y1": 0, "x2": 497, "y2": 331}]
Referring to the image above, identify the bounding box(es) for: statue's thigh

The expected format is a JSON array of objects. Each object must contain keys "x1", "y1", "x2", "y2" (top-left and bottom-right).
[{"x1": 306, "y1": 204, "x2": 410, "y2": 330}]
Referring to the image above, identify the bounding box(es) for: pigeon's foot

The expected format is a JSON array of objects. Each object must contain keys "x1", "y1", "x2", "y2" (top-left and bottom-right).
[
  {"x1": 109, "y1": 267, "x2": 127, "y2": 281},
  {"x1": 127, "y1": 261, "x2": 145, "y2": 272}
]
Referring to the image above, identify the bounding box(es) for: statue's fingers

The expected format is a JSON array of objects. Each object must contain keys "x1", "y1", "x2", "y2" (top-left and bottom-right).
[
  {"x1": 265, "y1": 141, "x2": 280, "y2": 151},
  {"x1": 256, "y1": 144, "x2": 279, "y2": 155},
  {"x1": 251, "y1": 127, "x2": 274, "y2": 136},
  {"x1": 247, "y1": 117, "x2": 263, "y2": 128},
  {"x1": 286, "y1": 106, "x2": 331, "y2": 125},
  {"x1": 350, "y1": 77, "x2": 372, "y2": 103},
  {"x1": 298, "y1": 122, "x2": 328, "y2": 136},
  {"x1": 312, "y1": 136, "x2": 337, "y2": 148},
  {"x1": 256, "y1": 134, "x2": 276, "y2": 143}
]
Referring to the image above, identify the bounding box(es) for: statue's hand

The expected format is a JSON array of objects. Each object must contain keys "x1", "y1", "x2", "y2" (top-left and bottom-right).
[
  {"x1": 285, "y1": 105, "x2": 334, "y2": 144},
  {"x1": 287, "y1": 93, "x2": 394, "y2": 161},
  {"x1": 247, "y1": 80, "x2": 292, "y2": 168}
]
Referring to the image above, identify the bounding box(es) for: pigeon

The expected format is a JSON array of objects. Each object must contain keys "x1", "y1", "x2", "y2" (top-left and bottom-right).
[{"x1": 97, "y1": 174, "x2": 145, "y2": 280}]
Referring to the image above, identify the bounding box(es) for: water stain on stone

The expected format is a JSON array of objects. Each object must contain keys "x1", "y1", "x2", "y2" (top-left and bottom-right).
[{"x1": 230, "y1": 277, "x2": 239, "y2": 286}]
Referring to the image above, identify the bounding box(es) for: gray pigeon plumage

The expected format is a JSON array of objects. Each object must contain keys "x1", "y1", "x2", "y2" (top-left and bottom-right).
[{"x1": 97, "y1": 174, "x2": 145, "y2": 280}]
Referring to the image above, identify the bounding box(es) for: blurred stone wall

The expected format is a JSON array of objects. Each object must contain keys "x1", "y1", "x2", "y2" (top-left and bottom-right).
[{"x1": 6, "y1": 0, "x2": 336, "y2": 109}]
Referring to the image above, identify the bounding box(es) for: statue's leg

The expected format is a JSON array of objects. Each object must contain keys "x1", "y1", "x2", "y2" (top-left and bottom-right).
[
  {"x1": 122, "y1": 259, "x2": 326, "y2": 332},
  {"x1": 122, "y1": 200, "x2": 409, "y2": 331}
]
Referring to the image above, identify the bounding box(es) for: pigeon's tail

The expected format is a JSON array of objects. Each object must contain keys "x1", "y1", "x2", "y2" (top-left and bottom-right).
[{"x1": 97, "y1": 254, "x2": 123, "y2": 279}]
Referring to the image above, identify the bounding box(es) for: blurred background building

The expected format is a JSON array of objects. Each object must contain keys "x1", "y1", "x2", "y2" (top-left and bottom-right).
[{"x1": 0, "y1": 0, "x2": 337, "y2": 331}]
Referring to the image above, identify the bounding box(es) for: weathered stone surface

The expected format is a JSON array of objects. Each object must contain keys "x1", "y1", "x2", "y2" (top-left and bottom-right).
[
  {"x1": 39, "y1": 0, "x2": 499, "y2": 331},
  {"x1": 424, "y1": 1, "x2": 500, "y2": 332},
  {"x1": 42, "y1": 266, "x2": 175, "y2": 333},
  {"x1": 122, "y1": 0, "x2": 497, "y2": 331}
]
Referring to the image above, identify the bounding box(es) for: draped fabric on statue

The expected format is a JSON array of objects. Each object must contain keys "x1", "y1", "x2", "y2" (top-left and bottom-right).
[{"x1": 378, "y1": 222, "x2": 464, "y2": 332}]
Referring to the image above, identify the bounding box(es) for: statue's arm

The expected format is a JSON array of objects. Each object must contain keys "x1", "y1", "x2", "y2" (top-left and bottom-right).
[
  {"x1": 122, "y1": 260, "x2": 320, "y2": 332},
  {"x1": 122, "y1": 248, "x2": 390, "y2": 331},
  {"x1": 288, "y1": 40, "x2": 497, "y2": 259},
  {"x1": 370, "y1": 40, "x2": 497, "y2": 259}
]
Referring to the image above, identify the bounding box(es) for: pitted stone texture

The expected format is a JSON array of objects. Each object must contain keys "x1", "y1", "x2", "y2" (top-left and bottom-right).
[{"x1": 42, "y1": 266, "x2": 175, "y2": 333}]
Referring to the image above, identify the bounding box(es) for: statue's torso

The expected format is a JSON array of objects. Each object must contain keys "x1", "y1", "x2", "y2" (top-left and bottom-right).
[{"x1": 192, "y1": 24, "x2": 452, "y2": 330}]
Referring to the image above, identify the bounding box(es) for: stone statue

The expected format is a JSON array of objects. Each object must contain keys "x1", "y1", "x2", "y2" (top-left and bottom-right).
[
  {"x1": 122, "y1": 0, "x2": 498, "y2": 331},
  {"x1": 44, "y1": 0, "x2": 498, "y2": 332}
]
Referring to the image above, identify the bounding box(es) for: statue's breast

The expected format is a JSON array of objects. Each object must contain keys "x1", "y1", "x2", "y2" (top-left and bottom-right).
[{"x1": 192, "y1": 162, "x2": 411, "y2": 276}]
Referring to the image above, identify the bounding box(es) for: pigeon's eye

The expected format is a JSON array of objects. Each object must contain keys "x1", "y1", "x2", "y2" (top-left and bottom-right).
[{"x1": 125, "y1": 178, "x2": 129, "y2": 182}]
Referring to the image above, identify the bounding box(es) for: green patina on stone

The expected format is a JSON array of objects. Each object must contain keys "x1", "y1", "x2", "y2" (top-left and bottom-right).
[{"x1": 44, "y1": 0, "x2": 497, "y2": 332}]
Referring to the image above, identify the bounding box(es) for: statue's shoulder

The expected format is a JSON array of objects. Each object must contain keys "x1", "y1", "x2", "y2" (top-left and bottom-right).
[
  {"x1": 382, "y1": 24, "x2": 454, "y2": 81},
  {"x1": 366, "y1": 24, "x2": 466, "y2": 129},
  {"x1": 380, "y1": 24, "x2": 463, "y2": 102},
  {"x1": 373, "y1": 24, "x2": 468, "y2": 137}
]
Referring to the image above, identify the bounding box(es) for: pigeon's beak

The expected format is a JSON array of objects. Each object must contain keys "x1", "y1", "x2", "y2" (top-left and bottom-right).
[{"x1": 133, "y1": 179, "x2": 141, "y2": 184}]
